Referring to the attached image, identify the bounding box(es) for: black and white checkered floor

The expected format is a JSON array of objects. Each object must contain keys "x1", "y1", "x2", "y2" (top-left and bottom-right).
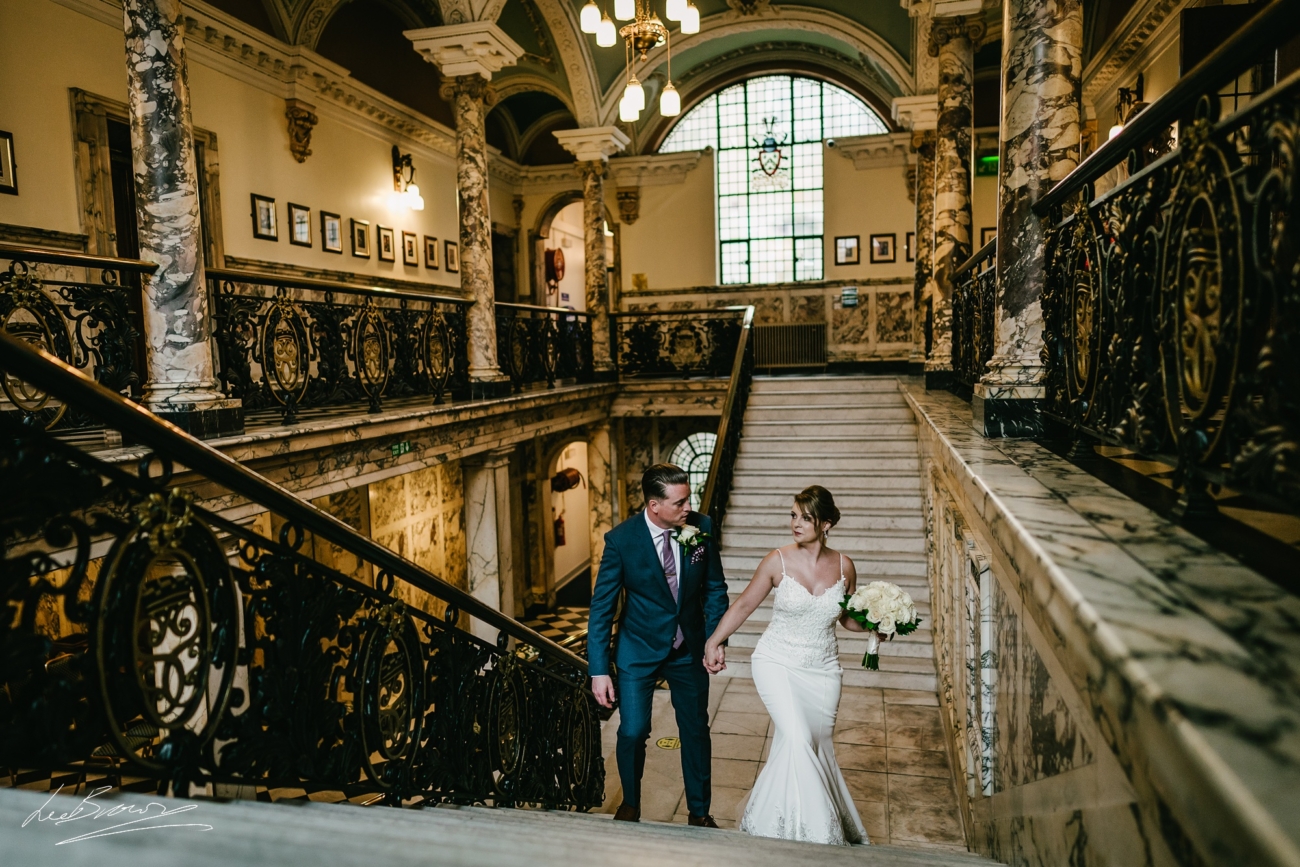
[{"x1": 523, "y1": 606, "x2": 590, "y2": 643}]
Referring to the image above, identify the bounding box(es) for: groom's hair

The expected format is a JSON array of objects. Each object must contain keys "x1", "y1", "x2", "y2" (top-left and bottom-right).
[{"x1": 642, "y1": 463, "x2": 689, "y2": 502}]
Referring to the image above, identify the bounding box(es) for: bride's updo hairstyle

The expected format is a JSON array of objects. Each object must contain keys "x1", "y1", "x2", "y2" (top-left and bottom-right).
[{"x1": 794, "y1": 485, "x2": 841, "y2": 532}]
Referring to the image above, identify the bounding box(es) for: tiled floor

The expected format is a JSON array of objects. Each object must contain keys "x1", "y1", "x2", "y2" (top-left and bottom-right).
[{"x1": 596, "y1": 674, "x2": 968, "y2": 850}]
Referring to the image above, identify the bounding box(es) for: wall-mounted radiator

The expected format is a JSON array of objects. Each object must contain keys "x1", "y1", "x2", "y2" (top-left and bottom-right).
[{"x1": 753, "y1": 323, "x2": 828, "y2": 369}]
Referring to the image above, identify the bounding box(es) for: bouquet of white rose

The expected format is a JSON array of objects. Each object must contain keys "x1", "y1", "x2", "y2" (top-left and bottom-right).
[{"x1": 839, "y1": 581, "x2": 922, "y2": 670}]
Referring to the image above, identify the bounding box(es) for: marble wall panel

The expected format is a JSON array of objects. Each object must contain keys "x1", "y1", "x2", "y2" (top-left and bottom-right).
[
  {"x1": 876, "y1": 291, "x2": 913, "y2": 344},
  {"x1": 832, "y1": 304, "x2": 871, "y2": 345},
  {"x1": 789, "y1": 294, "x2": 826, "y2": 323}
]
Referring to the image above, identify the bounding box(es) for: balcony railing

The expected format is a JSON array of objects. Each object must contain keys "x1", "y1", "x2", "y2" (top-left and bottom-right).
[
  {"x1": 1035, "y1": 0, "x2": 1300, "y2": 516},
  {"x1": 0, "y1": 243, "x2": 154, "y2": 432},
  {"x1": 209, "y1": 269, "x2": 472, "y2": 424},
  {"x1": 0, "y1": 331, "x2": 603, "y2": 808},
  {"x1": 950, "y1": 238, "x2": 996, "y2": 402},
  {"x1": 610, "y1": 308, "x2": 750, "y2": 378},
  {"x1": 699, "y1": 306, "x2": 755, "y2": 539},
  {"x1": 495, "y1": 302, "x2": 594, "y2": 392}
]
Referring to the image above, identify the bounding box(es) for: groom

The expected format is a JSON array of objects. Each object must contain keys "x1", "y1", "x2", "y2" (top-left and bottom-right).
[{"x1": 587, "y1": 463, "x2": 729, "y2": 827}]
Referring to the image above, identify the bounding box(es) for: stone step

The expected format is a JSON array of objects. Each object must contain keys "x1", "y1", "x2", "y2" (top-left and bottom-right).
[
  {"x1": 733, "y1": 455, "x2": 920, "y2": 473},
  {"x1": 731, "y1": 474, "x2": 923, "y2": 493},
  {"x1": 722, "y1": 554, "x2": 927, "y2": 579},
  {"x1": 727, "y1": 626, "x2": 936, "y2": 657},
  {"x1": 722, "y1": 642, "x2": 938, "y2": 673},
  {"x1": 732, "y1": 594, "x2": 933, "y2": 620},
  {"x1": 751, "y1": 376, "x2": 905, "y2": 393},
  {"x1": 748, "y1": 391, "x2": 911, "y2": 407},
  {"x1": 745, "y1": 406, "x2": 916, "y2": 422},
  {"x1": 723, "y1": 510, "x2": 925, "y2": 533},
  {"x1": 720, "y1": 530, "x2": 925, "y2": 554},
  {"x1": 715, "y1": 657, "x2": 938, "y2": 692},
  {"x1": 737, "y1": 436, "x2": 920, "y2": 454},
  {"x1": 726, "y1": 491, "x2": 924, "y2": 511}
]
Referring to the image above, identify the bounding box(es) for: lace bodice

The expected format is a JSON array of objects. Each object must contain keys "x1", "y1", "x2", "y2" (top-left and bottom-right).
[{"x1": 752, "y1": 552, "x2": 844, "y2": 670}]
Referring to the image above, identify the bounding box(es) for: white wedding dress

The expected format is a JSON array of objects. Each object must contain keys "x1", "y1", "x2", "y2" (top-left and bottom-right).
[{"x1": 738, "y1": 551, "x2": 867, "y2": 846}]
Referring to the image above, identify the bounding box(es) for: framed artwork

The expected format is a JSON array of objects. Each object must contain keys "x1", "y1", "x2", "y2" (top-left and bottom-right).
[
  {"x1": 869, "y1": 233, "x2": 896, "y2": 263},
  {"x1": 402, "y1": 231, "x2": 419, "y2": 266},
  {"x1": 445, "y1": 240, "x2": 460, "y2": 273},
  {"x1": 424, "y1": 235, "x2": 439, "y2": 269},
  {"x1": 0, "y1": 131, "x2": 17, "y2": 196},
  {"x1": 906, "y1": 232, "x2": 916, "y2": 262},
  {"x1": 251, "y1": 194, "x2": 277, "y2": 241},
  {"x1": 321, "y1": 212, "x2": 343, "y2": 254},
  {"x1": 981, "y1": 227, "x2": 997, "y2": 247},
  {"x1": 377, "y1": 225, "x2": 396, "y2": 262},
  {"x1": 834, "y1": 236, "x2": 860, "y2": 266},
  {"x1": 351, "y1": 218, "x2": 371, "y2": 258},
  {"x1": 288, "y1": 203, "x2": 311, "y2": 247}
]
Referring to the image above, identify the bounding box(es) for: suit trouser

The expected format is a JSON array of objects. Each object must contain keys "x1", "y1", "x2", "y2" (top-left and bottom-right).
[{"x1": 615, "y1": 643, "x2": 712, "y2": 817}]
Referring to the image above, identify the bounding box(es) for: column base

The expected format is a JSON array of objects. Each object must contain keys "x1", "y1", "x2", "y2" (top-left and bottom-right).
[
  {"x1": 908, "y1": 360, "x2": 927, "y2": 377},
  {"x1": 469, "y1": 376, "x2": 515, "y2": 401},
  {"x1": 150, "y1": 400, "x2": 245, "y2": 440},
  {"x1": 971, "y1": 393, "x2": 1044, "y2": 438},
  {"x1": 924, "y1": 369, "x2": 952, "y2": 391}
]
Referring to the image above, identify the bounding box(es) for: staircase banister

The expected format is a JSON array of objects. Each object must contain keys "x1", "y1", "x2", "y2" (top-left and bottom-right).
[
  {"x1": 206, "y1": 266, "x2": 473, "y2": 306},
  {"x1": 699, "y1": 305, "x2": 755, "y2": 523},
  {"x1": 610, "y1": 306, "x2": 752, "y2": 320},
  {"x1": 0, "y1": 242, "x2": 158, "y2": 274},
  {"x1": 495, "y1": 301, "x2": 592, "y2": 316},
  {"x1": 953, "y1": 237, "x2": 996, "y2": 278},
  {"x1": 0, "y1": 330, "x2": 588, "y2": 672}
]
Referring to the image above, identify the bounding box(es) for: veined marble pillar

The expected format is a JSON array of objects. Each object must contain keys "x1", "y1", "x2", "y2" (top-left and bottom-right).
[
  {"x1": 928, "y1": 15, "x2": 983, "y2": 389},
  {"x1": 553, "y1": 128, "x2": 629, "y2": 377},
  {"x1": 913, "y1": 131, "x2": 937, "y2": 372},
  {"x1": 463, "y1": 448, "x2": 514, "y2": 642},
  {"x1": 973, "y1": 0, "x2": 1083, "y2": 437},
  {"x1": 407, "y1": 23, "x2": 523, "y2": 398},
  {"x1": 124, "y1": 0, "x2": 241, "y2": 437},
  {"x1": 586, "y1": 421, "x2": 614, "y2": 576}
]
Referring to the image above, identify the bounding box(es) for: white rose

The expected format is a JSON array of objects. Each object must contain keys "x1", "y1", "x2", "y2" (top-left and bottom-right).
[{"x1": 677, "y1": 526, "x2": 699, "y2": 544}]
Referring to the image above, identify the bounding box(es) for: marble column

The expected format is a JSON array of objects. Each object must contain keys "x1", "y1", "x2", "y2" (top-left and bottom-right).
[
  {"x1": 586, "y1": 421, "x2": 614, "y2": 583},
  {"x1": 408, "y1": 23, "x2": 523, "y2": 398},
  {"x1": 973, "y1": 0, "x2": 1084, "y2": 437},
  {"x1": 463, "y1": 448, "x2": 514, "y2": 642},
  {"x1": 553, "y1": 128, "x2": 629, "y2": 377},
  {"x1": 913, "y1": 131, "x2": 937, "y2": 374},
  {"x1": 123, "y1": 0, "x2": 241, "y2": 437},
  {"x1": 928, "y1": 15, "x2": 983, "y2": 390}
]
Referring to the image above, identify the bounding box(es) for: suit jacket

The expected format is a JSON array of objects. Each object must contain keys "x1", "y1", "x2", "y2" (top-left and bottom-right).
[{"x1": 587, "y1": 510, "x2": 729, "y2": 679}]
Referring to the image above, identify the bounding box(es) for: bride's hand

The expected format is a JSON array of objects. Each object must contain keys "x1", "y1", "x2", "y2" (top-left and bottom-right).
[{"x1": 704, "y1": 641, "x2": 726, "y2": 673}]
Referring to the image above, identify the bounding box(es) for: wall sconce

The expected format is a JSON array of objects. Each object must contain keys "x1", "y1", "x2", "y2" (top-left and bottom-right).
[
  {"x1": 391, "y1": 145, "x2": 424, "y2": 211},
  {"x1": 1109, "y1": 73, "x2": 1146, "y2": 140}
]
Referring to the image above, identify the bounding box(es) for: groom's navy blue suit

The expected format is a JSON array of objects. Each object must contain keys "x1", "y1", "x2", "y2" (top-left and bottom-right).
[{"x1": 587, "y1": 510, "x2": 729, "y2": 817}]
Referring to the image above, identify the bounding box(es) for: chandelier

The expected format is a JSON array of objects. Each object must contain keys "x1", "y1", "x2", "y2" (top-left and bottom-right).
[{"x1": 579, "y1": 0, "x2": 700, "y2": 123}]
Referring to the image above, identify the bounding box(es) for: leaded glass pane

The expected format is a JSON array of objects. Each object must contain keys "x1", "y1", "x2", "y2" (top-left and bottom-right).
[
  {"x1": 823, "y1": 83, "x2": 888, "y2": 138},
  {"x1": 717, "y1": 149, "x2": 749, "y2": 196},
  {"x1": 745, "y1": 76, "x2": 791, "y2": 147},
  {"x1": 795, "y1": 237, "x2": 823, "y2": 281},
  {"x1": 751, "y1": 238, "x2": 793, "y2": 284},
  {"x1": 792, "y1": 77, "x2": 823, "y2": 143},
  {"x1": 718, "y1": 196, "x2": 748, "y2": 241},
  {"x1": 721, "y1": 242, "x2": 749, "y2": 284},
  {"x1": 793, "y1": 189, "x2": 823, "y2": 236},
  {"x1": 791, "y1": 143, "x2": 821, "y2": 190},
  {"x1": 750, "y1": 191, "x2": 792, "y2": 239},
  {"x1": 660, "y1": 94, "x2": 718, "y2": 152},
  {"x1": 718, "y1": 85, "x2": 748, "y2": 149}
]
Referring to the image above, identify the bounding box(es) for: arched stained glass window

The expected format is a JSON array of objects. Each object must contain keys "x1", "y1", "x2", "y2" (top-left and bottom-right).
[
  {"x1": 669, "y1": 431, "x2": 718, "y2": 512},
  {"x1": 659, "y1": 75, "x2": 887, "y2": 285}
]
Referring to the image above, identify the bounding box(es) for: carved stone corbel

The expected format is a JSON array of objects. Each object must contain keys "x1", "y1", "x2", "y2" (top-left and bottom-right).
[
  {"x1": 285, "y1": 98, "x2": 318, "y2": 163},
  {"x1": 616, "y1": 187, "x2": 641, "y2": 225}
]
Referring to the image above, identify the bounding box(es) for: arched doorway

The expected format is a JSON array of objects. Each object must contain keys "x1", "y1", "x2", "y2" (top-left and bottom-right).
[
  {"x1": 669, "y1": 431, "x2": 717, "y2": 511},
  {"x1": 531, "y1": 194, "x2": 618, "y2": 308},
  {"x1": 549, "y1": 440, "x2": 593, "y2": 607}
]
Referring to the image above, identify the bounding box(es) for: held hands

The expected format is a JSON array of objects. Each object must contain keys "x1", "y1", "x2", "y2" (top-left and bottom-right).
[
  {"x1": 703, "y1": 641, "x2": 727, "y2": 674},
  {"x1": 591, "y1": 675, "x2": 616, "y2": 709}
]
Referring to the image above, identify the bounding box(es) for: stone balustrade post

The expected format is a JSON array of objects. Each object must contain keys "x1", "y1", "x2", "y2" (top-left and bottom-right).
[
  {"x1": 124, "y1": 0, "x2": 241, "y2": 437},
  {"x1": 973, "y1": 0, "x2": 1084, "y2": 436}
]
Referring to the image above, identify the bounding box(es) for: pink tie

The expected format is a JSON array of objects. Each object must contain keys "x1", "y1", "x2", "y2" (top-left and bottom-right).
[{"x1": 661, "y1": 530, "x2": 685, "y2": 649}]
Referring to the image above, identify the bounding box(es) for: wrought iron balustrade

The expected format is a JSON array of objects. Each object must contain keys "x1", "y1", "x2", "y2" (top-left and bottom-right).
[
  {"x1": 210, "y1": 269, "x2": 471, "y2": 424},
  {"x1": 611, "y1": 308, "x2": 750, "y2": 378},
  {"x1": 699, "y1": 306, "x2": 755, "y2": 539},
  {"x1": 1035, "y1": 0, "x2": 1300, "y2": 515},
  {"x1": 0, "y1": 332, "x2": 603, "y2": 808},
  {"x1": 0, "y1": 243, "x2": 152, "y2": 432},
  {"x1": 495, "y1": 303, "x2": 594, "y2": 392},
  {"x1": 950, "y1": 238, "x2": 996, "y2": 402}
]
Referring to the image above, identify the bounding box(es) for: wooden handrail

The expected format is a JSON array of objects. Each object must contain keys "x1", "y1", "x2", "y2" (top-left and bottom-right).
[
  {"x1": 0, "y1": 242, "x2": 157, "y2": 274},
  {"x1": 699, "y1": 305, "x2": 755, "y2": 525},
  {"x1": 207, "y1": 266, "x2": 471, "y2": 305}
]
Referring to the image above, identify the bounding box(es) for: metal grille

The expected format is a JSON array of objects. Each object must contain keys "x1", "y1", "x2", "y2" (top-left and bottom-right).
[{"x1": 753, "y1": 323, "x2": 827, "y2": 368}]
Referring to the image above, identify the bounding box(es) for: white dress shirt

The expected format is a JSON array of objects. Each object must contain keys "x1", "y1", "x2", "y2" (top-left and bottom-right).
[{"x1": 644, "y1": 509, "x2": 682, "y2": 585}]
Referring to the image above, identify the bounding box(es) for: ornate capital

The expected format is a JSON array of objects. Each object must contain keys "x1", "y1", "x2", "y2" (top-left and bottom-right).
[
  {"x1": 406, "y1": 21, "x2": 524, "y2": 79},
  {"x1": 616, "y1": 187, "x2": 641, "y2": 225},
  {"x1": 553, "y1": 127, "x2": 630, "y2": 164},
  {"x1": 285, "y1": 98, "x2": 318, "y2": 163},
  {"x1": 440, "y1": 74, "x2": 497, "y2": 106},
  {"x1": 911, "y1": 129, "x2": 937, "y2": 159},
  {"x1": 575, "y1": 159, "x2": 608, "y2": 182},
  {"x1": 928, "y1": 15, "x2": 985, "y2": 56}
]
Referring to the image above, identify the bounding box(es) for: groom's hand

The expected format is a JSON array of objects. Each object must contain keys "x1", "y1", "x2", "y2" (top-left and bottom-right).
[{"x1": 591, "y1": 675, "x2": 616, "y2": 708}]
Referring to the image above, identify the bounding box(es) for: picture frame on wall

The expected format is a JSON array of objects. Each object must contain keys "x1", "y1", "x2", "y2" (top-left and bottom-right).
[
  {"x1": 424, "y1": 236, "x2": 439, "y2": 269},
  {"x1": 321, "y1": 212, "x2": 343, "y2": 254},
  {"x1": 251, "y1": 194, "x2": 277, "y2": 241},
  {"x1": 377, "y1": 225, "x2": 396, "y2": 262},
  {"x1": 906, "y1": 232, "x2": 916, "y2": 262},
  {"x1": 351, "y1": 218, "x2": 371, "y2": 258},
  {"x1": 445, "y1": 240, "x2": 460, "y2": 273},
  {"x1": 981, "y1": 227, "x2": 997, "y2": 247},
  {"x1": 833, "y1": 236, "x2": 860, "y2": 266},
  {"x1": 402, "y1": 231, "x2": 418, "y2": 266},
  {"x1": 869, "y1": 233, "x2": 896, "y2": 263},
  {"x1": 288, "y1": 203, "x2": 311, "y2": 247},
  {"x1": 0, "y1": 131, "x2": 17, "y2": 196}
]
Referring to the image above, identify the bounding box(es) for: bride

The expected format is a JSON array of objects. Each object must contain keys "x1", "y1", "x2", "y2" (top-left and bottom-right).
[{"x1": 704, "y1": 485, "x2": 868, "y2": 846}]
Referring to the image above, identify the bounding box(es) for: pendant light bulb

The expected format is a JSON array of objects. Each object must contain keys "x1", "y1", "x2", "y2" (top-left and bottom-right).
[
  {"x1": 580, "y1": 0, "x2": 600, "y2": 33},
  {"x1": 625, "y1": 76, "x2": 645, "y2": 112},
  {"x1": 619, "y1": 92, "x2": 641, "y2": 123},
  {"x1": 660, "y1": 82, "x2": 681, "y2": 117},
  {"x1": 596, "y1": 12, "x2": 617, "y2": 47},
  {"x1": 682, "y1": 2, "x2": 700, "y2": 33},
  {"x1": 615, "y1": 0, "x2": 635, "y2": 20},
  {"x1": 665, "y1": 0, "x2": 686, "y2": 20}
]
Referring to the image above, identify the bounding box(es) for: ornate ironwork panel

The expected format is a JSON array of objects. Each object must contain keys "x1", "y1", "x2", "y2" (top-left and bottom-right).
[
  {"x1": 493, "y1": 304, "x2": 594, "y2": 393},
  {"x1": 950, "y1": 240, "x2": 997, "y2": 402},
  {"x1": 612, "y1": 309, "x2": 747, "y2": 378}
]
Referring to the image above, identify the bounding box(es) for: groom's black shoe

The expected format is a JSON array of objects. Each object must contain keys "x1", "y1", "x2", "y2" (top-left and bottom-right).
[
  {"x1": 688, "y1": 814, "x2": 719, "y2": 828},
  {"x1": 613, "y1": 803, "x2": 641, "y2": 822}
]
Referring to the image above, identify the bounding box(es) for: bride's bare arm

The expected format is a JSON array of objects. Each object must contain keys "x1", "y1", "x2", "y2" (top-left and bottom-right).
[
  {"x1": 705, "y1": 551, "x2": 780, "y2": 650},
  {"x1": 838, "y1": 556, "x2": 868, "y2": 632}
]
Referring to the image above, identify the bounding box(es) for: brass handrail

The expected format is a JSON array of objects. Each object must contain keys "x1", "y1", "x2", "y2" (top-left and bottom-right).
[
  {"x1": 207, "y1": 266, "x2": 471, "y2": 305},
  {"x1": 699, "y1": 304, "x2": 755, "y2": 532},
  {"x1": 0, "y1": 242, "x2": 158, "y2": 274}
]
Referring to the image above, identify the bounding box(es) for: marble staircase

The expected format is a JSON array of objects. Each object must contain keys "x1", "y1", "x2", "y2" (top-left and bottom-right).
[{"x1": 718, "y1": 376, "x2": 935, "y2": 692}]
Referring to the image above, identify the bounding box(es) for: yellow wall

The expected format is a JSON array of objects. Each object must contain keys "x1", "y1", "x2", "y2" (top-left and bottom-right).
[{"x1": 618, "y1": 151, "x2": 717, "y2": 290}]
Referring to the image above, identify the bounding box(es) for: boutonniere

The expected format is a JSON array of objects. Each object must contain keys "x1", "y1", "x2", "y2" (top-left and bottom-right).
[{"x1": 673, "y1": 525, "x2": 711, "y2": 564}]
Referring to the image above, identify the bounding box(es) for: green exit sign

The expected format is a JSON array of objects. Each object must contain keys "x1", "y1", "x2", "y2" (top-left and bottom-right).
[
  {"x1": 976, "y1": 155, "x2": 999, "y2": 176},
  {"x1": 391, "y1": 441, "x2": 411, "y2": 457}
]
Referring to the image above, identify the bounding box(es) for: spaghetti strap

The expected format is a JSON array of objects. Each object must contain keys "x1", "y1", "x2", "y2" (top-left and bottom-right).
[
  {"x1": 776, "y1": 548, "x2": 787, "y2": 576},
  {"x1": 839, "y1": 553, "x2": 844, "y2": 581}
]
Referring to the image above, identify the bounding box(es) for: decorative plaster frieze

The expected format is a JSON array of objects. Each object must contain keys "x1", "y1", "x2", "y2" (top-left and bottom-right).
[
  {"x1": 608, "y1": 149, "x2": 709, "y2": 187},
  {"x1": 833, "y1": 132, "x2": 913, "y2": 170},
  {"x1": 1083, "y1": 0, "x2": 1188, "y2": 104},
  {"x1": 892, "y1": 94, "x2": 938, "y2": 131},
  {"x1": 405, "y1": 21, "x2": 524, "y2": 79}
]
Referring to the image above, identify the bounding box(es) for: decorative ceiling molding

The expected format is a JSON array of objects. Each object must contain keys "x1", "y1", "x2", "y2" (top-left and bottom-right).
[
  {"x1": 437, "y1": 0, "x2": 507, "y2": 24},
  {"x1": 597, "y1": 7, "x2": 915, "y2": 126},
  {"x1": 488, "y1": 154, "x2": 581, "y2": 194},
  {"x1": 832, "y1": 132, "x2": 912, "y2": 169},
  {"x1": 1082, "y1": 0, "x2": 1188, "y2": 105},
  {"x1": 529, "y1": 0, "x2": 600, "y2": 126},
  {"x1": 608, "y1": 149, "x2": 710, "y2": 187}
]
